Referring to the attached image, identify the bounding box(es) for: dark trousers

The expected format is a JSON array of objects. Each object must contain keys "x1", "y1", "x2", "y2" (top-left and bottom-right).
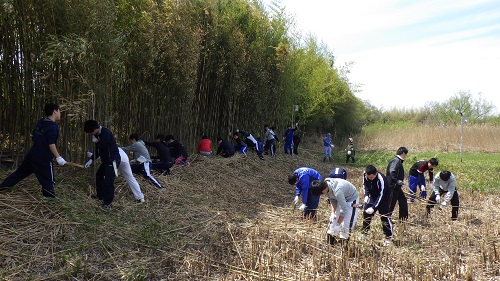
[
  {"x1": 0, "y1": 153, "x2": 55, "y2": 197},
  {"x1": 303, "y1": 191, "x2": 320, "y2": 219},
  {"x1": 426, "y1": 189, "x2": 460, "y2": 220},
  {"x1": 388, "y1": 186, "x2": 408, "y2": 220},
  {"x1": 96, "y1": 162, "x2": 118, "y2": 206},
  {"x1": 293, "y1": 144, "x2": 299, "y2": 155},
  {"x1": 362, "y1": 201, "x2": 393, "y2": 238},
  {"x1": 264, "y1": 139, "x2": 276, "y2": 157},
  {"x1": 346, "y1": 153, "x2": 355, "y2": 163},
  {"x1": 284, "y1": 141, "x2": 293, "y2": 154},
  {"x1": 151, "y1": 161, "x2": 173, "y2": 174}
]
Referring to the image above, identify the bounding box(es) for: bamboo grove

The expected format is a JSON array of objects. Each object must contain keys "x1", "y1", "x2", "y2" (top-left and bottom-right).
[{"x1": 0, "y1": 0, "x2": 367, "y2": 163}]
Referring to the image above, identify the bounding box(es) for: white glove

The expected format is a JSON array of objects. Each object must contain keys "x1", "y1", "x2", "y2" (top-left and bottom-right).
[
  {"x1": 420, "y1": 185, "x2": 426, "y2": 192},
  {"x1": 293, "y1": 196, "x2": 299, "y2": 205},
  {"x1": 84, "y1": 159, "x2": 93, "y2": 168},
  {"x1": 365, "y1": 207, "x2": 375, "y2": 215},
  {"x1": 56, "y1": 157, "x2": 67, "y2": 166},
  {"x1": 440, "y1": 201, "x2": 447, "y2": 207},
  {"x1": 364, "y1": 196, "x2": 369, "y2": 204},
  {"x1": 396, "y1": 180, "x2": 405, "y2": 186},
  {"x1": 329, "y1": 212, "x2": 337, "y2": 224},
  {"x1": 331, "y1": 224, "x2": 341, "y2": 236},
  {"x1": 435, "y1": 195, "x2": 441, "y2": 204},
  {"x1": 91, "y1": 136, "x2": 99, "y2": 143},
  {"x1": 298, "y1": 204, "x2": 307, "y2": 211},
  {"x1": 86, "y1": 151, "x2": 93, "y2": 158}
]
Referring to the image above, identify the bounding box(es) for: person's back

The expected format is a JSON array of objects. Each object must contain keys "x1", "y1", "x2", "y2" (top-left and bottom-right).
[
  {"x1": 198, "y1": 137, "x2": 212, "y2": 154},
  {"x1": 217, "y1": 138, "x2": 235, "y2": 157}
]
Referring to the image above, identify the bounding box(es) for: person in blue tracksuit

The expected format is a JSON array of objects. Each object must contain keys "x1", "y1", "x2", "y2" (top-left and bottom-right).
[
  {"x1": 361, "y1": 165, "x2": 393, "y2": 244},
  {"x1": 283, "y1": 123, "x2": 298, "y2": 155},
  {"x1": 232, "y1": 132, "x2": 248, "y2": 156},
  {"x1": 0, "y1": 103, "x2": 67, "y2": 198},
  {"x1": 83, "y1": 120, "x2": 121, "y2": 209},
  {"x1": 408, "y1": 158, "x2": 438, "y2": 202},
  {"x1": 323, "y1": 133, "x2": 333, "y2": 162},
  {"x1": 288, "y1": 167, "x2": 322, "y2": 218}
]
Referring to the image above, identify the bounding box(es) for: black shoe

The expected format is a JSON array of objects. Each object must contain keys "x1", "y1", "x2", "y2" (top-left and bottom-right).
[{"x1": 101, "y1": 204, "x2": 112, "y2": 210}]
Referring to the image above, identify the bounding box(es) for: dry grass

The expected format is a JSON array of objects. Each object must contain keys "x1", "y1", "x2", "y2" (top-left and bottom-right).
[
  {"x1": 357, "y1": 123, "x2": 500, "y2": 153},
  {"x1": 0, "y1": 149, "x2": 499, "y2": 280}
]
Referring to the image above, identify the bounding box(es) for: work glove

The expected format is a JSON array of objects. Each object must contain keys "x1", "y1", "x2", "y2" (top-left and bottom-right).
[
  {"x1": 365, "y1": 207, "x2": 375, "y2": 215},
  {"x1": 87, "y1": 151, "x2": 93, "y2": 158},
  {"x1": 91, "y1": 136, "x2": 99, "y2": 143},
  {"x1": 293, "y1": 196, "x2": 299, "y2": 205},
  {"x1": 327, "y1": 224, "x2": 341, "y2": 236},
  {"x1": 435, "y1": 195, "x2": 441, "y2": 204},
  {"x1": 396, "y1": 180, "x2": 405, "y2": 186},
  {"x1": 295, "y1": 122, "x2": 298, "y2": 127},
  {"x1": 364, "y1": 196, "x2": 369, "y2": 204},
  {"x1": 298, "y1": 204, "x2": 307, "y2": 212},
  {"x1": 440, "y1": 201, "x2": 447, "y2": 208},
  {"x1": 84, "y1": 159, "x2": 93, "y2": 168},
  {"x1": 329, "y1": 212, "x2": 337, "y2": 224},
  {"x1": 56, "y1": 156, "x2": 67, "y2": 166},
  {"x1": 420, "y1": 185, "x2": 426, "y2": 192}
]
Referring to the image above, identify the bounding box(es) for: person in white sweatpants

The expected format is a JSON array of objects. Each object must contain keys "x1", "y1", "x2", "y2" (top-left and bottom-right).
[
  {"x1": 87, "y1": 148, "x2": 145, "y2": 202},
  {"x1": 311, "y1": 178, "x2": 360, "y2": 241},
  {"x1": 118, "y1": 148, "x2": 145, "y2": 202}
]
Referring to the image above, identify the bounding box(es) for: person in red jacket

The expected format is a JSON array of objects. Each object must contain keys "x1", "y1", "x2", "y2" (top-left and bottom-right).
[{"x1": 197, "y1": 135, "x2": 212, "y2": 156}]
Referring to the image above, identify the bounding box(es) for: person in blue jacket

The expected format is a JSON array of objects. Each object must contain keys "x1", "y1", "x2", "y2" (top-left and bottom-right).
[
  {"x1": 0, "y1": 103, "x2": 67, "y2": 198},
  {"x1": 323, "y1": 133, "x2": 333, "y2": 162},
  {"x1": 83, "y1": 120, "x2": 121, "y2": 209},
  {"x1": 288, "y1": 167, "x2": 322, "y2": 218},
  {"x1": 283, "y1": 123, "x2": 298, "y2": 155}
]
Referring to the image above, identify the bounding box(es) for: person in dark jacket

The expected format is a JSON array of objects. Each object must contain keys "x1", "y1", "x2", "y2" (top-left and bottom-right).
[
  {"x1": 361, "y1": 165, "x2": 393, "y2": 245},
  {"x1": 216, "y1": 137, "x2": 235, "y2": 157},
  {"x1": 0, "y1": 103, "x2": 66, "y2": 198},
  {"x1": 145, "y1": 134, "x2": 174, "y2": 175},
  {"x1": 408, "y1": 158, "x2": 438, "y2": 202},
  {"x1": 237, "y1": 129, "x2": 264, "y2": 160},
  {"x1": 165, "y1": 135, "x2": 190, "y2": 166},
  {"x1": 232, "y1": 132, "x2": 247, "y2": 156},
  {"x1": 386, "y1": 146, "x2": 409, "y2": 221},
  {"x1": 83, "y1": 120, "x2": 121, "y2": 209},
  {"x1": 293, "y1": 134, "x2": 301, "y2": 155}
]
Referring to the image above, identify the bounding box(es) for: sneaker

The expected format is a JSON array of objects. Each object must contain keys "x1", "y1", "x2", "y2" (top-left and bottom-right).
[
  {"x1": 383, "y1": 238, "x2": 392, "y2": 246},
  {"x1": 101, "y1": 204, "x2": 112, "y2": 210},
  {"x1": 136, "y1": 198, "x2": 145, "y2": 203}
]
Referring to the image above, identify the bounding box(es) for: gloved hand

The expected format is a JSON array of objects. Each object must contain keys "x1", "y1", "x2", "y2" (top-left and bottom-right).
[
  {"x1": 396, "y1": 180, "x2": 405, "y2": 186},
  {"x1": 332, "y1": 224, "x2": 341, "y2": 235},
  {"x1": 56, "y1": 156, "x2": 67, "y2": 166},
  {"x1": 420, "y1": 185, "x2": 426, "y2": 192},
  {"x1": 440, "y1": 201, "x2": 447, "y2": 207},
  {"x1": 298, "y1": 204, "x2": 307, "y2": 212},
  {"x1": 86, "y1": 151, "x2": 93, "y2": 158},
  {"x1": 92, "y1": 136, "x2": 99, "y2": 143},
  {"x1": 364, "y1": 196, "x2": 369, "y2": 204},
  {"x1": 295, "y1": 122, "x2": 298, "y2": 127},
  {"x1": 435, "y1": 195, "x2": 441, "y2": 204},
  {"x1": 84, "y1": 159, "x2": 93, "y2": 168},
  {"x1": 365, "y1": 207, "x2": 375, "y2": 215},
  {"x1": 236, "y1": 129, "x2": 239, "y2": 132},
  {"x1": 329, "y1": 212, "x2": 337, "y2": 224},
  {"x1": 293, "y1": 196, "x2": 299, "y2": 205}
]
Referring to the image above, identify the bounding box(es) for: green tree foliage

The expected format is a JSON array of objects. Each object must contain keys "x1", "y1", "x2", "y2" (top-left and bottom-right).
[{"x1": 0, "y1": 0, "x2": 364, "y2": 162}]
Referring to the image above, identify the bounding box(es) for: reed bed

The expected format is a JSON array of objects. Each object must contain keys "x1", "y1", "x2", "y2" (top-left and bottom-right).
[{"x1": 0, "y1": 150, "x2": 499, "y2": 280}]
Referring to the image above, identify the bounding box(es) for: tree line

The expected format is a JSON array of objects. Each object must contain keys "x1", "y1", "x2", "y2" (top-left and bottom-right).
[{"x1": 0, "y1": 0, "x2": 367, "y2": 163}]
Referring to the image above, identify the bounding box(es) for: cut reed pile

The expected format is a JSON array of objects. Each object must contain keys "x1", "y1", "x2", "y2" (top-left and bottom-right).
[{"x1": 0, "y1": 150, "x2": 499, "y2": 280}]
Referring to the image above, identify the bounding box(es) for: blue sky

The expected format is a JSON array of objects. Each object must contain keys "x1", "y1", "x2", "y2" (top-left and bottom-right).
[{"x1": 263, "y1": 0, "x2": 500, "y2": 112}]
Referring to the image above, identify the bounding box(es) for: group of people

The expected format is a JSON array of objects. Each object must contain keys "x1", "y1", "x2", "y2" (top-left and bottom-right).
[
  {"x1": 289, "y1": 146, "x2": 460, "y2": 246},
  {"x1": 202, "y1": 124, "x2": 302, "y2": 160},
  {"x1": 323, "y1": 134, "x2": 356, "y2": 163}
]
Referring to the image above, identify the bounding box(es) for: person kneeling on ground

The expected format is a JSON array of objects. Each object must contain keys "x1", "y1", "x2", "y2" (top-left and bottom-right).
[
  {"x1": 216, "y1": 137, "x2": 235, "y2": 158},
  {"x1": 145, "y1": 134, "x2": 174, "y2": 175},
  {"x1": 426, "y1": 170, "x2": 459, "y2": 220},
  {"x1": 165, "y1": 135, "x2": 190, "y2": 166}
]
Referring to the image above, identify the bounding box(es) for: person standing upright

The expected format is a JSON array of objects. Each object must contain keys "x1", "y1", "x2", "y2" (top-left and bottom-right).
[
  {"x1": 263, "y1": 124, "x2": 277, "y2": 157},
  {"x1": 386, "y1": 147, "x2": 409, "y2": 221},
  {"x1": 83, "y1": 120, "x2": 121, "y2": 209},
  {"x1": 345, "y1": 138, "x2": 356, "y2": 163},
  {"x1": 283, "y1": 123, "x2": 298, "y2": 156},
  {"x1": 0, "y1": 103, "x2": 66, "y2": 198},
  {"x1": 323, "y1": 133, "x2": 333, "y2": 162}
]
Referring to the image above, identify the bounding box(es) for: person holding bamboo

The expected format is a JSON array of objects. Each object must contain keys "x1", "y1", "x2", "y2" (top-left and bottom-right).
[
  {"x1": 121, "y1": 133, "x2": 165, "y2": 189},
  {"x1": 0, "y1": 103, "x2": 66, "y2": 198},
  {"x1": 361, "y1": 165, "x2": 393, "y2": 246},
  {"x1": 83, "y1": 119, "x2": 121, "y2": 209},
  {"x1": 288, "y1": 167, "x2": 322, "y2": 219}
]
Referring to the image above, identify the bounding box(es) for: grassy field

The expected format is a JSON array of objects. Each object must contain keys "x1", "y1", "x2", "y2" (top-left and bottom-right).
[{"x1": 0, "y1": 125, "x2": 499, "y2": 280}]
